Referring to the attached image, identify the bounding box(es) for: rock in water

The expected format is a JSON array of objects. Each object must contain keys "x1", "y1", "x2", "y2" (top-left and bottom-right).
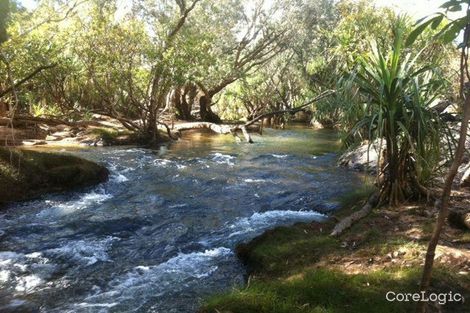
[{"x1": 0, "y1": 147, "x2": 109, "y2": 206}]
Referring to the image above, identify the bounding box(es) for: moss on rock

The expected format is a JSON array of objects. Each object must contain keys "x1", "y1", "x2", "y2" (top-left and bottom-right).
[{"x1": 0, "y1": 147, "x2": 108, "y2": 205}]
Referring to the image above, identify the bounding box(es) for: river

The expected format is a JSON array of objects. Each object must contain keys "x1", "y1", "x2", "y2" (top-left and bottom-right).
[{"x1": 0, "y1": 127, "x2": 365, "y2": 313}]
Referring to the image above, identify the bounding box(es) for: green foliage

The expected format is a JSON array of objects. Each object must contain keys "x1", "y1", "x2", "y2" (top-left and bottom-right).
[
  {"x1": 0, "y1": 0, "x2": 461, "y2": 149},
  {"x1": 0, "y1": 0, "x2": 9, "y2": 44},
  {"x1": 313, "y1": 76, "x2": 360, "y2": 129},
  {"x1": 407, "y1": 0, "x2": 469, "y2": 47},
  {"x1": 217, "y1": 51, "x2": 309, "y2": 122},
  {"x1": 350, "y1": 19, "x2": 446, "y2": 204},
  {"x1": 30, "y1": 102, "x2": 61, "y2": 117},
  {"x1": 308, "y1": 2, "x2": 457, "y2": 130},
  {"x1": 304, "y1": 1, "x2": 398, "y2": 127}
]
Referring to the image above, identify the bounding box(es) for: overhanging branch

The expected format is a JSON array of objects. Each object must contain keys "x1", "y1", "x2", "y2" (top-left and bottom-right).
[
  {"x1": 244, "y1": 90, "x2": 335, "y2": 128},
  {"x1": 0, "y1": 63, "x2": 57, "y2": 99}
]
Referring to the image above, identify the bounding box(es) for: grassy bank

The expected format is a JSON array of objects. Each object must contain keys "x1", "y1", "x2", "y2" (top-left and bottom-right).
[
  {"x1": 0, "y1": 147, "x2": 109, "y2": 206},
  {"x1": 200, "y1": 194, "x2": 470, "y2": 313}
]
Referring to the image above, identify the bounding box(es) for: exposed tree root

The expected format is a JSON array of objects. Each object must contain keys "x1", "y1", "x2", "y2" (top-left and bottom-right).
[{"x1": 330, "y1": 191, "x2": 380, "y2": 237}]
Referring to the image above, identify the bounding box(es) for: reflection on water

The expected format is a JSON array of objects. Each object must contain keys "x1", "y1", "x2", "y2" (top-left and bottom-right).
[{"x1": 0, "y1": 127, "x2": 365, "y2": 313}]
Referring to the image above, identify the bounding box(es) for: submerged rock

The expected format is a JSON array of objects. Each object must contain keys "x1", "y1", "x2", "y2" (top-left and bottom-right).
[{"x1": 0, "y1": 147, "x2": 109, "y2": 206}]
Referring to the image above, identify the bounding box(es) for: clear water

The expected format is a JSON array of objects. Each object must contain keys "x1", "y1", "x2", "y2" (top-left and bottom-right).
[{"x1": 0, "y1": 127, "x2": 365, "y2": 313}]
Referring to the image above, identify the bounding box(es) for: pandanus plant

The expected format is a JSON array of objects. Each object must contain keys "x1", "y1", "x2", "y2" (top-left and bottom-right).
[{"x1": 350, "y1": 19, "x2": 445, "y2": 206}]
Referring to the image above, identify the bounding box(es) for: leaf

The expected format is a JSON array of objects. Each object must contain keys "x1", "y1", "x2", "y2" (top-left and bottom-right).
[
  {"x1": 440, "y1": 0, "x2": 465, "y2": 9},
  {"x1": 448, "y1": 4, "x2": 463, "y2": 12},
  {"x1": 438, "y1": 17, "x2": 467, "y2": 43},
  {"x1": 406, "y1": 17, "x2": 439, "y2": 47},
  {"x1": 431, "y1": 15, "x2": 444, "y2": 29}
]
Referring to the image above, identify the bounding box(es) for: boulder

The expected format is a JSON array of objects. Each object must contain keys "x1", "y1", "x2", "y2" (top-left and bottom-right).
[
  {"x1": 0, "y1": 147, "x2": 109, "y2": 206},
  {"x1": 448, "y1": 209, "x2": 470, "y2": 230},
  {"x1": 338, "y1": 140, "x2": 385, "y2": 173},
  {"x1": 460, "y1": 163, "x2": 470, "y2": 188}
]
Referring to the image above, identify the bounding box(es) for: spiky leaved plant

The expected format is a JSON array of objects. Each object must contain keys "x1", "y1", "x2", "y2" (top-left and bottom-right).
[{"x1": 351, "y1": 18, "x2": 445, "y2": 206}]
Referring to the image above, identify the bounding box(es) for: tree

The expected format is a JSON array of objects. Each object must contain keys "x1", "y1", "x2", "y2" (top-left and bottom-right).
[
  {"x1": 0, "y1": 0, "x2": 78, "y2": 109},
  {"x1": 188, "y1": 0, "x2": 291, "y2": 123},
  {"x1": 291, "y1": 0, "x2": 398, "y2": 128},
  {"x1": 339, "y1": 18, "x2": 446, "y2": 207},
  {"x1": 0, "y1": 0, "x2": 9, "y2": 45},
  {"x1": 405, "y1": 1, "x2": 470, "y2": 311},
  {"x1": 217, "y1": 50, "x2": 308, "y2": 125}
]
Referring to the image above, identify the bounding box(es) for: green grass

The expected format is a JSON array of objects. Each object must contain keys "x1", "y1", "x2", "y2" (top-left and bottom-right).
[
  {"x1": 203, "y1": 268, "x2": 420, "y2": 313},
  {"x1": 334, "y1": 182, "x2": 376, "y2": 210},
  {"x1": 201, "y1": 211, "x2": 470, "y2": 313},
  {"x1": 202, "y1": 267, "x2": 469, "y2": 313},
  {"x1": 89, "y1": 127, "x2": 132, "y2": 145},
  {"x1": 236, "y1": 225, "x2": 338, "y2": 276}
]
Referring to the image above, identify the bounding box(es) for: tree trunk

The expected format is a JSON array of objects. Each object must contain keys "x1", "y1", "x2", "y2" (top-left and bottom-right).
[
  {"x1": 174, "y1": 84, "x2": 194, "y2": 120},
  {"x1": 145, "y1": 74, "x2": 160, "y2": 141},
  {"x1": 145, "y1": 112, "x2": 158, "y2": 142},
  {"x1": 199, "y1": 94, "x2": 221, "y2": 123},
  {"x1": 418, "y1": 91, "x2": 470, "y2": 313}
]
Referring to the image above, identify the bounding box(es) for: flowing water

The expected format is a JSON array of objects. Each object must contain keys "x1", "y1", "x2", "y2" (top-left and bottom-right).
[{"x1": 0, "y1": 127, "x2": 365, "y2": 313}]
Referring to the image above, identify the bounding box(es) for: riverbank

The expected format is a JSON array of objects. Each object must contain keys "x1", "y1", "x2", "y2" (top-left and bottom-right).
[
  {"x1": 0, "y1": 114, "x2": 263, "y2": 148},
  {"x1": 0, "y1": 147, "x2": 109, "y2": 206},
  {"x1": 200, "y1": 191, "x2": 470, "y2": 313}
]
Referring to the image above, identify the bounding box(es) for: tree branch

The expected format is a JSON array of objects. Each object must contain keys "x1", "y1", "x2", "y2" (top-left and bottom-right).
[
  {"x1": 244, "y1": 90, "x2": 335, "y2": 127},
  {"x1": 0, "y1": 63, "x2": 57, "y2": 99}
]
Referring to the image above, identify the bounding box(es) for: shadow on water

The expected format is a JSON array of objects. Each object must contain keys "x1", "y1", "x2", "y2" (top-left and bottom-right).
[{"x1": 0, "y1": 126, "x2": 366, "y2": 313}]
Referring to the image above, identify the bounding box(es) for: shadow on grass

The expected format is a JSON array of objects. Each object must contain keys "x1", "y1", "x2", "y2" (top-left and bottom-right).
[
  {"x1": 202, "y1": 268, "x2": 422, "y2": 313},
  {"x1": 202, "y1": 265, "x2": 468, "y2": 313},
  {"x1": 200, "y1": 215, "x2": 470, "y2": 313}
]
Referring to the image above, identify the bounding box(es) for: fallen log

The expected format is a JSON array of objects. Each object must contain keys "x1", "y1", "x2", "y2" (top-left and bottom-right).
[
  {"x1": 173, "y1": 122, "x2": 235, "y2": 134},
  {"x1": 172, "y1": 122, "x2": 254, "y2": 143},
  {"x1": 0, "y1": 116, "x2": 70, "y2": 127},
  {"x1": 330, "y1": 191, "x2": 380, "y2": 237},
  {"x1": 0, "y1": 125, "x2": 47, "y2": 146}
]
